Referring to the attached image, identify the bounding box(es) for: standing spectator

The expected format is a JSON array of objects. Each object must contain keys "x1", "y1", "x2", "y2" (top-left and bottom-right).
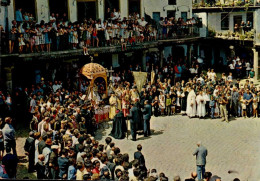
[
  {"x1": 15, "y1": 8, "x2": 23, "y2": 23},
  {"x1": 231, "y1": 87, "x2": 239, "y2": 117},
  {"x1": 243, "y1": 89, "x2": 253, "y2": 117},
  {"x1": 58, "y1": 149, "x2": 69, "y2": 179},
  {"x1": 2, "y1": 117, "x2": 16, "y2": 155},
  {"x1": 2, "y1": 146, "x2": 18, "y2": 179},
  {"x1": 193, "y1": 141, "x2": 207, "y2": 180},
  {"x1": 49, "y1": 145, "x2": 59, "y2": 179},
  {"x1": 24, "y1": 131, "x2": 35, "y2": 173},
  {"x1": 134, "y1": 144, "x2": 146, "y2": 168},
  {"x1": 35, "y1": 154, "x2": 46, "y2": 179}
]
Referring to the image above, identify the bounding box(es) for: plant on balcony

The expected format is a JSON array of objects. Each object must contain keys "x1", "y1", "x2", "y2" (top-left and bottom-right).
[
  {"x1": 235, "y1": 0, "x2": 244, "y2": 6},
  {"x1": 205, "y1": 3, "x2": 211, "y2": 7},
  {"x1": 227, "y1": 31, "x2": 232, "y2": 39},
  {"x1": 199, "y1": 1, "x2": 205, "y2": 7},
  {"x1": 193, "y1": 3, "x2": 199, "y2": 8},
  {"x1": 208, "y1": 28, "x2": 216, "y2": 37},
  {"x1": 215, "y1": 1, "x2": 222, "y2": 7},
  {"x1": 245, "y1": 31, "x2": 254, "y2": 39},
  {"x1": 244, "y1": 3, "x2": 250, "y2": 11}
]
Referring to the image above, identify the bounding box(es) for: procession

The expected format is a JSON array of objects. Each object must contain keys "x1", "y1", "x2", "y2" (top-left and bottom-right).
[{"x1": 2, "y1": 0, "x2": 260, "y2": 180}]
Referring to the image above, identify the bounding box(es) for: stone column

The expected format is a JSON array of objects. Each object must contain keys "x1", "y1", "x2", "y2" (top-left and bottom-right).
[
  {"x1": 35, "y1": 0, "x2": 49, "y2": 23},
  {"x1": 68, "y1": 0, "x2": 78, "y2": 22},
  {"x1": 187, "y1": 44, "x2": 192, "y2": 65},
  {"x1": 142, "y1": 50, "x2": 148, "y2": 71},
  {"x1": 97, "y1": 0, "x2": 105, "y2": 21},
  {"x1": 120, "y1": 0, "x2": 128, "y2": 19},
  {"x1": 159, "y1": 48, "x2": 164, "y2": 68},
  {"x1": 253, "y1": 48, "x2": 259, "y2": 80}
]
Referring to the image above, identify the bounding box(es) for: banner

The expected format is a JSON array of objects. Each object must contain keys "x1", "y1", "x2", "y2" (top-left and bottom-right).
[
  {"x1": 151, "y1": 71, "x2": 155, "y2": 85},
  {"x1": 133, "y1": 71, "x2": 148, "y2": 92}
]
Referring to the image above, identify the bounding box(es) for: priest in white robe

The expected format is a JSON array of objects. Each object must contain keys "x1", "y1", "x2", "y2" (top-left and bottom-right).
[
  {"x1": 186, "y1": 87, "x2": 197, "y2": 118},
  {"x1": 196, "y1": 91, "x2": 206, "y2": 118}
]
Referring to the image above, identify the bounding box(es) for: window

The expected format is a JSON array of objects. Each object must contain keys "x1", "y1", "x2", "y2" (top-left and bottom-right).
[
  {"x1": 168, "y1": 0, "x2": 176, "y2": 5},
  {"x1": 221, "y1": 13, "x2": 229, "y2": 30}
]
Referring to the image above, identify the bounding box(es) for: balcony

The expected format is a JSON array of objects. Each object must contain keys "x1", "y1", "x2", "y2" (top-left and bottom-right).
[
  {"x1": 207, "y1": 27, "x2": 255, "y2": 45},
  {"x1": 192, "y1": 0, "x2": 260, "y2": 12},
  {"x1": 0, "y1": 31, "x2": 201, "y2": 60}
]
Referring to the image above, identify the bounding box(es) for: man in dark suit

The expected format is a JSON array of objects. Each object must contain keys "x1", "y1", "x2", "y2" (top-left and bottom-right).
[
  {"x1": 24, "y1": 131, "x2": 35, "y2": 173},
  {"x1": 134, "y1": 144, "x2": 146, "y2": 170},
  {"x1": 231, "y1": 87, "x2": 239, "y2": 117},
  {"x1": 2, "y1": 146, "x2": 18, "y2": 178},
  {"x1": 193, "y1": 141, "x2": 208, "y2": 180},
  {"x1": 128, "y1": 103, "x2": 140, "y2": 141},
  {"x1": 142, "y1": 100, "x2": 152, "y2": 137}
]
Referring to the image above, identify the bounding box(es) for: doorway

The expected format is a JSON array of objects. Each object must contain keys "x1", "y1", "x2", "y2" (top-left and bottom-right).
[
  {"x1": 49, "y1": 0, "x2": 68, "y2": 18},
  {"x1": 14, "y1": 0, "x2": 36, "y2": 18},
  {"x1": 233, "y1": 15, "x2": 242, "y2": 27},
  {"x1": 77, "y1": 1, "x2": 97, "y2": 21},
  {"x1": 128, "y1": 0, "x2": 141, "y2": 16},
  {"x1": 105, "y1": 0, "x2": 119, "y2": 11},
  {"x1": 153, "y1": 12, "x2": 160, "y2": 23}
]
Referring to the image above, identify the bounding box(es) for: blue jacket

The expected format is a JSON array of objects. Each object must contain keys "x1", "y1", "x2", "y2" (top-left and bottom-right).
[
  {"x1": 16, "y1": 10, "x2": 23, "y2": 22},
  {"x1": 142, "y1": 104, "x2": 152, "y2": 120}
]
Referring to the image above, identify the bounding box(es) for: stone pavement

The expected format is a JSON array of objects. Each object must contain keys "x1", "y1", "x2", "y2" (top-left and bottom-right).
[
  {"x1": 96, "y1": 116, "x2": 260, "y2": 181},
  {"x1": 16, "y1": 115, "x2": 260, "y2": 180}
]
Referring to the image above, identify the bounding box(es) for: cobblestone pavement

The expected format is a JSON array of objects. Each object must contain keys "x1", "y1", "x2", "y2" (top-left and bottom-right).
[
  {"x1": 16, "y1": 116, "x2": 260, "y2": 180},
  {"x1": 96, "y1": 116, "x2": 260, "y2": 181}
]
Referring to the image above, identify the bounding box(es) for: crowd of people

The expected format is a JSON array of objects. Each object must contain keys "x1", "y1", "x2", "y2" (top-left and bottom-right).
[
  {"x1": 0, "y1": 51, "x2": 256, "y2": 180},
  {"x1": 0, "y1": 8, "x2": 199, "y2": 54}
]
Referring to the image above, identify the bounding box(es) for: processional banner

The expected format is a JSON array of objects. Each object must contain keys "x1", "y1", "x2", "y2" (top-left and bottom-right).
[{"x1": 133, "y1": 71, "x2": 148, "y2": 92}]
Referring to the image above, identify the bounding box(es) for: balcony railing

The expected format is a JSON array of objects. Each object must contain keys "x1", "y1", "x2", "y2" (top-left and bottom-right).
[
  {"x1": 193, "y1": 0, "x2": 259, "y2": 9},
  {"x1": 207, "y1": 28, "x2": 255, "y2": 42}
]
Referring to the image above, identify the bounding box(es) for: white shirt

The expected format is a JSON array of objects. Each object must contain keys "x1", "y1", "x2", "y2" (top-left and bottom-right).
[
  {"x1": 229, "y1": 63, "x2": 234, "y2": 70},
  {"x1": 246, "y1": 62, "x2": 251, "y2": 70}
]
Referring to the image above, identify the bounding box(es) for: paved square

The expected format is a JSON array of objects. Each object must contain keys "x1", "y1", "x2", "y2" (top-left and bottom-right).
[{"x1": 95, "y1": 116, "x2": 260, "y2": 181}]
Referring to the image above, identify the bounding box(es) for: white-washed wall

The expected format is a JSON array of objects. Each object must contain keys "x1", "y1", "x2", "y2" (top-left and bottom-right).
[
  {"x1": 36, "y1": 0, "x2": 49, "y2": 23},
  {"x1": 143, "y1": 0, "x2": 192, "y2": 19}
]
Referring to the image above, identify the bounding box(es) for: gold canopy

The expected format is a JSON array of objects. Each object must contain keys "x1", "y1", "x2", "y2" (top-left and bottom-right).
[
  {"x1": 81, "y1": 63, "x2": 107, "y2": 80},
  {"x1": 80, "y1": 63, "x2": 108, "y2": 98}
]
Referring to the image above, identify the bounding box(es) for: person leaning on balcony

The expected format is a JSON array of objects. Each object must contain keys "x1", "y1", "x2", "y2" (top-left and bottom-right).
[
  {"x1": 240, "y1": 21, "x2": 246, "y2": 34},
  {"x1": 246, "y1": 21, "x2": 252, "y2": 32},
  {"x1": 234, "y1": 24, "x2": 239, "y2": 33}
]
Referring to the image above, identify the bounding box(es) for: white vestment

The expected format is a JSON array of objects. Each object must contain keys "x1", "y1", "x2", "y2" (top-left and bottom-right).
[
  {"x1": 186, "y1": 90, "x2": 196, "y2": 117},
  {"x1": 196, "y1": 95, "x2": 206, "y2": 117}
]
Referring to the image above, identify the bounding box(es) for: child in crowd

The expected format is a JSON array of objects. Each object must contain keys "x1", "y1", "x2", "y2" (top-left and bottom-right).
[
  {"x1": 165, "y1": 94, "x2": 171, "y2": 116},
  {"x1": 253, "y1": 94, "x2": 258, "y2": 118},
  {"x1": 227, "y1": 72, "x2": 233, "y2": 82},
  {"x1": 171, "y1": 97, "x2": 176, "y2": 115},
  {"x1": 18, "y1": 33, "x2": 25, "y2": 53},
  {"x1": 241, "y1": 99, "x2": 247, "y2": 118},
  {"x1": 120, "y1": 35, "x2": 126, "y2": 51}
]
